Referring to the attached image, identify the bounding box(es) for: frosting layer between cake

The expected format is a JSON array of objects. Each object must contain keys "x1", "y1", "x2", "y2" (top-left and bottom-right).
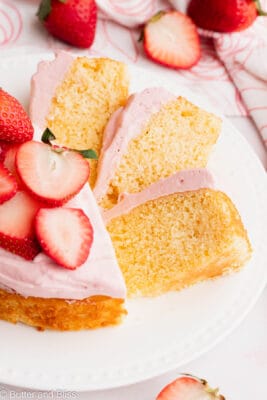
[{"x1": 103, "y1": 169, "x2": 215, "y2": 224}]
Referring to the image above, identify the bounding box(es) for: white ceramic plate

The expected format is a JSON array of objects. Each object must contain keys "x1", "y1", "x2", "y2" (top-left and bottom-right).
[{"x1": 0, "y1": 52, "x2": 267, "y2": 392}]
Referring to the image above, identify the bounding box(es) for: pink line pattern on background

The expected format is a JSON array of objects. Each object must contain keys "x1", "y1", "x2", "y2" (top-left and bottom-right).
[
  {"x1": 102, "y1": 20, "x2": 139, "y2": 63},
  {"x1": 0, "y1": 0, "x2": 22, "y2": 46},
  {"x1": 105, "y1": 0, "x2": 158, "y2": 18}
]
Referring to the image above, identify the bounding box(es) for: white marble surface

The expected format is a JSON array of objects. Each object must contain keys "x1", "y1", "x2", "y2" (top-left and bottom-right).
[{"x1": 0, "y1": 116, "x2": 266, "y2": 399}]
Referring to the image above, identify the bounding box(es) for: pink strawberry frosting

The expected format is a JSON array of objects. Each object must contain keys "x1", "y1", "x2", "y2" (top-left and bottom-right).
[
  {"x1": 103, "y1": 169, "x2": 215, "y2": 224},
  {"x1": 93, "y1": 88, "x2": 176, "y2": 202},
  {"x1": 30, "y1": 51, "x2": 74, "y2": 131},
  {"x1": 0, "y1": 185, "x2": 126, "y2": 300}
]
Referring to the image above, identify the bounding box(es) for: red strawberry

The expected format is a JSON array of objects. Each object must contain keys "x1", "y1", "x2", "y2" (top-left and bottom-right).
[
  {"x1": 156, "y1": 375, "x2": 225, "y2": 400},
  {"x1": 0, "y1": 163, "x2": 17, "y2": 204},
  {"x1": 1, "y1": 143, "x2": 22, "y2": 185},
  {"x1": 37, "y1": 0, "x2": 97, "y2": 48},
  {"x1": 0, "y1": 191, "x2": 41, "y2": 260},
  {"x1": 35, "y1": 207, "x2": 94, "y2": 269},
  {"x1": 187, "y1": 0, "x2": 267, "y2": 33},
  {"x1": 0, "y1": 142, "x2": 8, "y2": 162},
  {"x1": 143, "y1": 11, "x2": 200, "y2": 70},
  {"x1": 0, "y1": 89, "x2": 34, "y2": 143},
  {"x1": 16, "y1": 141, "x2": 90, "y2": 206}
]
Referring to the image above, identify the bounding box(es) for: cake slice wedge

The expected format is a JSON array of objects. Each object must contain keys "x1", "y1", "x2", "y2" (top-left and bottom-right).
[
  {"x1": 30, "y1": 51, "x2": 129, "y2": 186},
  {"x1": 94, "y1": 88, "x2": 221, "y2": 209},
  {"x1": 0, "y1": 185, "x2": 127, "y2": 330},
  {"x1": 103, "y1": 170, "x2": 252, "y2": 297}
]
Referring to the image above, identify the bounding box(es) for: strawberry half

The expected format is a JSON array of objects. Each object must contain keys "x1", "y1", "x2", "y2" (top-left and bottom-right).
[
  {"x1": 0, "y1": 142, "x2": 8, "y2": 162},
  {"x1": 0, "y1": 163, "x2": 17, "y2": 204},
  {"x1": 143, "y1": 11, "x2": 200, "y2": 70},
  {"x1": 0, "y1": 191, "x2": 41, "y2": 260},
  {"x1": 16, "y1": 141, "x2": 90, "y2": 206},
  {"x1": 1, "y1": 143, "x2": 22, "y2": 186},
  {"x1": 0, "y1": 89, "x2": 34, "y2": 143},
  {"x1": 37, "y1": 0, "x2": 97, "y2": 48},
  {"x1": 35, "y1": 207, "x2": 94, "y2": 270},
  {"x1": 156, "y1": 375, "x2": 225, "y2": 400}
]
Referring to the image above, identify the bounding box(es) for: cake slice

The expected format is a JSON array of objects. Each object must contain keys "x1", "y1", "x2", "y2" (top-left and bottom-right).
[
  {"x1": 94, "y1": 88, "x2": 221, "y2": 209},
  {"x1": 103, "y1": 170, "x2": 252, "y2": 297},
  {"x1": 30, "y1": 52, "x2": 129, "y2": 186},
  {"x1": 0, "y1": 185, "x2": 127, "y2": 330},
  {"x1": 1, "y1": 84, "x2": 127, "y2": 330}
]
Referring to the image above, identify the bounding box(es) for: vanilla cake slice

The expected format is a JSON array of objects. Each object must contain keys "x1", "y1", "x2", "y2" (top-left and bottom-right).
[
  {"x1": 103, "y1": 170, "x2": 252, "y2": 297},
  {"x1": 30, "y1": 51, "x2": 129, "y2": 186},
  {"x1": 0, "y1": 185, "x2": 127, "y2": 331},
  {"x1": 94, "y1": 87, "x2": 221, "y2": 209}
]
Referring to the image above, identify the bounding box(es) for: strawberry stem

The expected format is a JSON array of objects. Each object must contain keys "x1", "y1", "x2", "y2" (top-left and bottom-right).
[
  {"x1": 254, "y1": 0, "x2": 267, "y2": 15},
  {"x1": 37, "y1": 0, "x2": 51, "y2": 21},
  {"x1": 37, "y1": 0, "x2": 66, "y2": 20},
  {"x1": 149, "y1": 11, "x2": 166, "y2": 24},
  {"x1": 76, "y1": 149, "x2": 98, "y2": 159},
  {"x1": 41, "y1": 128, "x2": 98, "y2": 160},
  {"x1": 42, "y1": 128, "x2": 56, "y2": 143}
]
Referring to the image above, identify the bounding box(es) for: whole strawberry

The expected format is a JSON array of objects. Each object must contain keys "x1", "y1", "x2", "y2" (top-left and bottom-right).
[
  {"x1": 188, "y1": 0, "x2": 267, "y2": 33},
  {"x1": 37, "y1": 0, "x2": 97, "y2": 48},
  {"x1": 0, "y1": 89, "x2": 34, "y2": 143}
]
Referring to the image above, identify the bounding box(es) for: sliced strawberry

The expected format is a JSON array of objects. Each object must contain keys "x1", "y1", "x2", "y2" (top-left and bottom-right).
[
  {"x1": 2, "y1": 143, "x2": 21, "y2": 175},
  {"x1": 143, "y1": 11, "x2": 200, "y2": 70},
  {"x1": 0, "y1": 142, "x2": 8, "y2": 162},
  {"x1": 0, "y1": 142, "x2": 13, "y2": 163},
  {"x1": 156, "y1": 375, "x2": 225, "y2": 400},
  {"x1": 0, "y1": 143, "x2": 23, "y2": 186},
  {"x1": 16, "y1": 141, "x2": 90, "y2": 206},
  {"x1": 0, "y1": 163, "x2": 17, "y2": 204},
  {"x1": 0, "y1": 88, "x2": 34, "y2": 143},
  {"x1": 35, "y1": 208, "x2": 94, "y2": 270},
  {"x1": 0, "y1": 191, "x2": 41, "y2": 260}
]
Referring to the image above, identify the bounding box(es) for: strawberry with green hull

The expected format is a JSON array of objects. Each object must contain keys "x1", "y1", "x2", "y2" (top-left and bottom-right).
[
  {"x1": 156, "y1": 374, "x2": 225, "y2": 400},
  {"x1": 37, "y1": 0, "x2": 97, "y2": 48},
  {"x1": 0, "y1": 163, "x2": 17, "y2": 204},
  {"x1": 0, "y1": 191, "x2": 41, "y2": 260},
  {"x1": 0, "y1": 89, "x2": 34, "y2": 143},
  {"x1": 35, "y1": 207, "x2": 94, "y2": 270},
  {"x1": 188, "y1": 0, "x2": 267, "y2": 33},
  {"x1": 142, "y1": 11, "x2": 201, "y2": 70}
]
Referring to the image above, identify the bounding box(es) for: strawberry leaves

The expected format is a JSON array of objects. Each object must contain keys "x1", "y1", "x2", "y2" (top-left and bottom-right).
[
  {"x1": 37, "y1": 0, "x2": 66, "y2": 21},
  {"x1": 254, "y1": 0, "x2": 267, "y2": 15},
  {"x1": 41, "y1": 128, "x2": 98, "y2": 159}
]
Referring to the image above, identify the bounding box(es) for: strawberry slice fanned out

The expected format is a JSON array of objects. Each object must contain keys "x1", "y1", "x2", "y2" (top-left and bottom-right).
[
  {"x1": 0, "y1": 163, "x2": 17, "y2": 204},
  {"x1": 16, "y1": 141, "x2": 90, "y2": 206},
  {"x1": 156, "y1": 375, "x2": 225, "y2": 400},
  {"x1": 35, "y1": 207, "x2": 94, "y2": 270},
  {"x1": 0, "y1": 191, "x2": 41, "y2": 260},
  {"x1": 143, "y1": 11, "x2": 201, "y2": 70},
  {"x1": 1, "y1": 143, "x2": 23, "y2": 186}
]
